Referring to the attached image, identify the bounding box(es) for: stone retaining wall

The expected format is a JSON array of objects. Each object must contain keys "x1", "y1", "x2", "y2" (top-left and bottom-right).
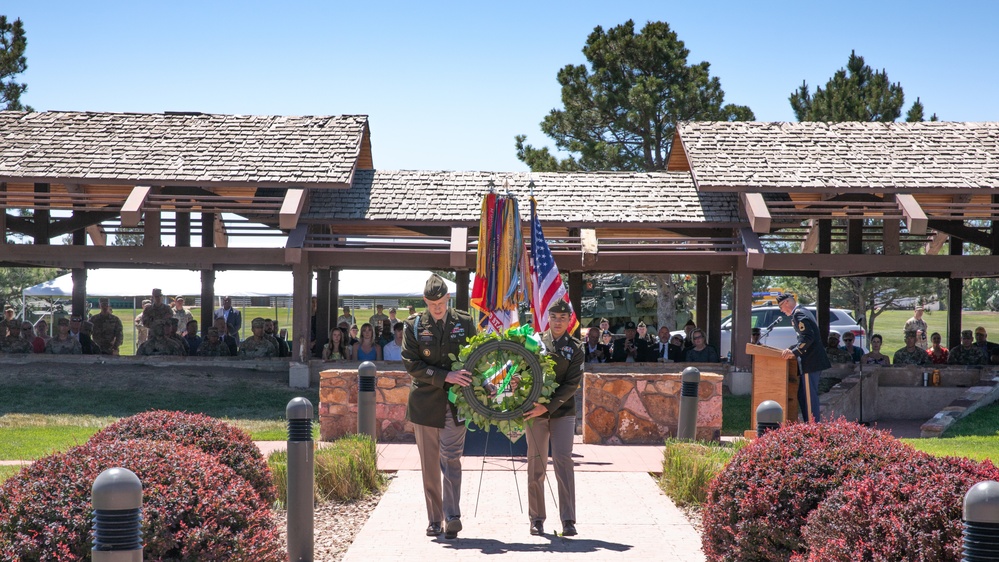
[{"x1": 319, "y1": 363, "x2": 413, "y2": 442}]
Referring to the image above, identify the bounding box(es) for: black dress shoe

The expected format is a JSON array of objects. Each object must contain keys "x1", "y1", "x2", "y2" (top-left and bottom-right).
[
  {"x1": 444, "y1": 517, "x2": 462, "y2": 539},
  {"x1": 426, "y1": 522, "x2": 442, "y2": 536},
  {"x1": 562, "y1": 520, "x2": 577, "y2": 537},
  {"x1": 530, "y1": 520, "x2": 544, "y2": 536}
]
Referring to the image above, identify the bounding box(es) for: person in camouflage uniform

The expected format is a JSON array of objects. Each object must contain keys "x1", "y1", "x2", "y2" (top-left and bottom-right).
[
  {"x1": 262, "y1": 318, "x2": 283, "y2": 357},
  {"x1": 196, "y1": 327, "x2": 231, "y2": 357},
  {"x1": 136, "y1": 331, "x2": 186, "y2": 356},
  {"x1": 141, "y1": 289, "x2": 173, "y2": 339},
  {"x1": 1, "y1": 319, "x2": 32, "y2": 354},
  {"x1": 238, "y1": 318, "x2": 277, "y2": 358},
  {"x1": 948, "y1": 329, "x2": 989, "y2": 366},
  {"x1": 1, "y1": 307, "x2": 21, "y2": 341},
  {"x1": 134, "y1": 299, "x2": 152, "y2": 346},
  {"x1": 46, "y1": 317, "x2": 83, "y2": 355},
  {"x1": 166, "y1": 318, "x2": 189, "y2": 356},
  {"x1": 893, "y1": 330, "x2": 931, "y2": 366},
  {"x1": 825, "y1": 331, "x2": 854, "y2": 364},
  {"x1": 90, "y1": 297, "x2": 123, "y2": 355}
]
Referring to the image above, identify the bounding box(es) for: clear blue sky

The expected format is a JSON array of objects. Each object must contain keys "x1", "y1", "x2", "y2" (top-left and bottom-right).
[{"x1": 5, "y1": 1, "x2": 999, "y2": 172}]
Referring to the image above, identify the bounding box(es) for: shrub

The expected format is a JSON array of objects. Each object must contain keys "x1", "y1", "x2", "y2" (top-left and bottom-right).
[
  {"x1": 797, "y1": 455, "x2": 999, "y2": 561},
  {"x1": 0, "y1": 439, "x2": 284, "y2": 561},
  {"x1": 701, "y1": 419, "x2": 917, "y2": 562},
  {"x1": 659, "y1": 439, "x2": 745, "y2": 506},
  {"x1": 268, "y1": 433, "x2": 383, "y2": 505},
  {"x1": 89, "y1": 410, "x2": 276, "y2": 506}
]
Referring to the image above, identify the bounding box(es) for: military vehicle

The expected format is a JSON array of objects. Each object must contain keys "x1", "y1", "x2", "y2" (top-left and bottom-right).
[{"x1": 580, "y1": 274, "x2": 660, "y2": 332}]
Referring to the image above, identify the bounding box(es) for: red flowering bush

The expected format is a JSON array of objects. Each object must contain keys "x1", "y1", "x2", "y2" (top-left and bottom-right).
[
  {"x1": 701, "y1": 419, "x2": 917, "y2": 561},
  {"x1": 796, "y1": 455, "x2": 999, "y2": 561},
  {"x1": 89, "y1": 410, "x2": 276, "y2": 506},
  {"x1": 0, "y1": 439, "x2": 284, "y2": 561}
]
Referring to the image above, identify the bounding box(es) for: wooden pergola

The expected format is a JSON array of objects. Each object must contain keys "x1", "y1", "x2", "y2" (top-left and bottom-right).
[{"x1": 2, "y1": 112, "x2": 998, "y2": 367}]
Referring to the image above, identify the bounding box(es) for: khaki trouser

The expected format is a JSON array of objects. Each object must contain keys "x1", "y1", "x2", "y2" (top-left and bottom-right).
[
  {"x1": 525, "y1": 415, "x2": 576, "y2": 524},
  {"x1": 413, "y1": 406, "x2": 466, "y2": 523}
]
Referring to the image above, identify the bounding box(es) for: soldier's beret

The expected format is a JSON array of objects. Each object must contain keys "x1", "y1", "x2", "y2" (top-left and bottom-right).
[
  {"x1": 775, "y1": 293, "x2": 794, "y2": 305},
  {"x1": 684, "y1": 318, "x2": 696, "y2": 327},
  {"x1": 424, "y1": 274, "x2": 449, "y2": 300},
  {"x1": 637, "y1": 321, "x2": 647, "y2": 327},
  {"x1": 624, "y1": 321, "x2": 637, "y2": 330},
  {"x1": 548, "y1": 300, "x2": 572, "y2": 314},
  {"x1": 98, "y1": 297, "x2": 109, "y2": 305}
]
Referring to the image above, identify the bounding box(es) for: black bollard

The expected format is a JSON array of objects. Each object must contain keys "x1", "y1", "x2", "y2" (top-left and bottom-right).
[
  {"x1": 287, "y1": 397, "x2": 314, "y2": 562},
  {"x1": 677, "y1": 366, "x2": 700, "y2": 440},
  {"x1": 964, "y1": 480, "x2": 999, "y2": 561},
  {"x1": 358, "y1": 361, "x2": 377, "y2": 440},
  {"x1": 91, "y1": 467, "x2": 143, "y2": 562},
  {"x1": 756, "y1": 400, "x2": 783, "y2": 437}
]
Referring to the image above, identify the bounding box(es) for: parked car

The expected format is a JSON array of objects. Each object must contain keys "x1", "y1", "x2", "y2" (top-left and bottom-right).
[{"x1": 704, "y1": 306, "x2": 867, "y2": 361}]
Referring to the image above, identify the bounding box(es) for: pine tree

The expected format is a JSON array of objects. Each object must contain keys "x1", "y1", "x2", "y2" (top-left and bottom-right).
[{"x1": 0, "y1": 15, "x2": 31, "y2": 111}]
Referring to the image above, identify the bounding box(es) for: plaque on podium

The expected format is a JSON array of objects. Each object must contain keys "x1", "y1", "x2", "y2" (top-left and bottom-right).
[{"x1": 744, "y1": 343, "x2": 799, "y2": 438}]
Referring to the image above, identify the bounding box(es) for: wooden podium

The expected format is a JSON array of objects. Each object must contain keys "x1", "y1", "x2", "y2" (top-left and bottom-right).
[{"x1": 744, "y1": 343, "x2": 799, "y2": 438}]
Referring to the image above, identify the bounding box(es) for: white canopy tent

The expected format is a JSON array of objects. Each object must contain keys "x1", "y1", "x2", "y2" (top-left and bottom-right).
[{"x1": 23, "y1": 269, "x2": 457, "y2": 299}]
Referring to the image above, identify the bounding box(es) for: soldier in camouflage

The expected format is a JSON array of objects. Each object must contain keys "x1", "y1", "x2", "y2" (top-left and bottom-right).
[
  {"x1": 134, "y1": 299, "x2": 151, "y2": 346},
  {"x1": 948, "y1": 330, "x2": 989, "y2": 366},
  {"x1": 90, "y1": 297, "x2": 123, "y2": 355},
  {"x1": 136, "y1": 330, "x2": 186, "y2": 356},
  {"x1": 238, "y1": 318, "x2": 277, "y2": 358},
  {"x1": 825, "y1": 331, "x2": 854, "y2": 364},
  {"x1": 1, "y1": 318, "x2": 32, "y2": 354},
  {"x1": 141, "y1": 289, "x2": 173, "y2": 339},
  {"x1": 893, "y1": 331, "x2": 931, "y2": 366},
  {"x1": 166, "y1": 318, "x2": 189, "y2": 356},
  {"x1": 1, "y1": 307, "x2": 21, "y2": 341},
  {"x1": 46, "y1": 317, "x2": 83, "y2": 355},
  {"x1": 196, "y1": 327, "x2": 231, "y2": 357},
  {"x1": 262, "y1": 318, "x2": 283, "y2": 357}
]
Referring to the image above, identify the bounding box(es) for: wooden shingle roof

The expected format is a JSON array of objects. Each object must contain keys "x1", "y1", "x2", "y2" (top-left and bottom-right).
[
  {"x1": 302, "y1": 170, "x2": 740, "y2": 226},
  {"x1": 0, "y1": 111, "x2": 369, "y2": 188},
  {"x1": 672, "y1": 121, "x2": 999, "y2": 192}
]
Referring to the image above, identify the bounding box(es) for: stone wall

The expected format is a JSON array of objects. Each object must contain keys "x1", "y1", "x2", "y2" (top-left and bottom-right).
[
  {"x1": 319, "y1": 363, "x2": 414, "y2": 442},
  {"x1": 582, "y1": 363, "x2": 724, "y2": 444}
]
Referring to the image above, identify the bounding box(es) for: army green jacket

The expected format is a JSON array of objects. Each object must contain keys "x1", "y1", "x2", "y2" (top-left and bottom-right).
[
  {"x1": 540, "y1": 330, "x2": 585, "y2": 419},
  {"x1": 402, "y1": 308, "x2": 477, "y2": 428}
]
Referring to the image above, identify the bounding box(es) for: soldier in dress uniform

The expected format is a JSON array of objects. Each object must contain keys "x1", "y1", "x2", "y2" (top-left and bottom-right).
[
  {"x1": 777, "y1": 293, "x2": 830, "y2": 422},
  {"x1": 525, "y1": 299, "x2": 584, "y2": 537},
  {"x1": 401, "y1": 274, "x2": 476, "y2": 540},
  {"x1": 45, "y1": 317, "x2": 83, "y2": 355},
  {"x1": 238, "y1": 317, "x2": 278, "y2": 358},
  {"x1": 90, "y1": 297, "x2": 124, "y2": 355},
  {"x1": 196, "y1": 327, "x2": 231, "y2": 357}
]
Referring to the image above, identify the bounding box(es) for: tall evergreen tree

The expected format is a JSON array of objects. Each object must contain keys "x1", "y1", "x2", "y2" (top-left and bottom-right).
[
  {"x1": 516, "y1": 19, "x2": 754, "y2": 173},
  {"x1": 0, "y1": 15, "x2": 31, "y2": 111}
]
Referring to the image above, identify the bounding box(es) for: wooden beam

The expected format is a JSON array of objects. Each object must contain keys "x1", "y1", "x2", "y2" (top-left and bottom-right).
[
  {"x1": 455, "y1": 270, "x2": 470, "y2": 313},
  {"x1": 121, "y1": 185, "x2": 152, "y2": 227},
  {"x1": 762, "y1": 253, "x2": 999, "y2": 276},
  {"x1": 580, "y1": 228, "x2": 598, "y2": 268},
  {"x1": 279, "y1": 189, "x2": 306, "y2": 230},
  {"x1": 895, "y1": 194, "x2": 927, "y2": 235},
  {"x1": 34, "y1": 183, "x2": 50, "y2": 245},
  {"x1": 0, "y1": 244, "x2": 287, "y2": 269},
  {"x1": 72, "y1": 268, "x2": 87, "y2": 318},
  {"x1": 0, "y1": 182, "x2": 6, "y2": 246},
  {"x1": 883, "y1": 195, "x2": 900, "y2": 255},
  {"x1": 732, "y1": 260, "x2": 753, "y2": 368},
  {"x1": 925, "y1": 232, "x2": 949, "y2": 255},
  {"x1": 696, "y1": 275, "x2": 708, "y2": 328},
  {"x1": 741, "y1": 192, "x2": 771, "y2": 233},
  {"x1": 801, "y1": 219, "x2": 819, "y2": 253},
  {"x1": 449, "y1": 226, "x2": 468, "y2": 269},
  {"x1": 213, "y1": 215, "x2": 229, "y2": 248},
  {"x1": 200, "y1": 269, "x2": 215, "y2": 337},
  {"x1": 927, "y1": 220, "x2": 990, "y2": 248},
  {"x1": 708, "y1": 273, "x2": 723, "y2": 355},
  {"x1": 740, "y1": 227, "x2": 764, "y2": 269},
  {"x1": 291, "y1": 256, "x2": 312, "y2": 361},
  {"x1": 64, "y1": 183, "x2": 109, "y2": 245}
]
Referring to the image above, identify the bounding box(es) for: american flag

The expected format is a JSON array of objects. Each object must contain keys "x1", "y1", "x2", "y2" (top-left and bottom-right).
[{"x1": 530, "y1": 197, "x2": 579, "y2": 335}]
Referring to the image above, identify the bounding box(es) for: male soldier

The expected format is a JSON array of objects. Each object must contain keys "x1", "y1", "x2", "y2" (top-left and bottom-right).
[
  {"x1": 401, "y1": 274, "x2": 476, "y2": 540},
  {"x1": 80, "y1": 321, "x2": 102, "y2": 354},
  {"x1": 263, "y1": 318, "x2": 287, "y2": 357},
  {"x1": 1, "y1": 306, "x2": 20, "y2": 338},
  {"x1": 1, "y1": 319, "x2": 32, "y2": 354},
  {"x1": 369, "y1": 304, "x2": 388, "y2": 339},
  {"x1": 825, "y1": 331, "x2": 854, "y2": 364},
  {"x1": 142, "y1": 289, "x2": 173, "y2": 337},
  {"x1": 136, "y1": 325, "x2": 185, "y2": 356},
  {"x1": 134, "y1": 299, "x2": 152, "y2": 345},
  {"x1": 163, "y1": 318, "x2": 188, "y2": 355},
  {"x1": 90, "y1": 297, "x2": 124, "y2": 355},
  {"x1": 172, "y1": 296, "x2": 195, "y2": 336},
  {"x1": 777, "y1": 293, "x2": 830, "y2": 423},
  {"x1": 197, "y1": 327, "x2": 231, "y2": 357},
  {"x1": 239, "y1": 318, "x2": 278, "y2": 358},
  {"x1": 524, "y1": 300, "x2": 584, "y2": 537},
  {"x1": 893, "y1": 330, "x2": 930, "y2": 366},
  {"x1": 46, "y1": 317, "x2": 83, "y2": 355},
  {"x1": 948, "y1": 329, "x2": 988, "y2": 366}
]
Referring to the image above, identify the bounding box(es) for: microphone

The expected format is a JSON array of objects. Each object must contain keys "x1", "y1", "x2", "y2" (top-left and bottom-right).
[{"x1": 762, "y1": 316, "x2": 783, "y2": 337}]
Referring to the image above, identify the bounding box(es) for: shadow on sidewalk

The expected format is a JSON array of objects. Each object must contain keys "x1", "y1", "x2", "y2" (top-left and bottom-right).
[{"x1": 436, "y1": 535, "x2": 633, "y2": 555}]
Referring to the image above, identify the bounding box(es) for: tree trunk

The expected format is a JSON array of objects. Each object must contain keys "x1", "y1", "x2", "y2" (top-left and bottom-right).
[{"x1": 653, "y1": 274, "x2": 678, "y2": 331}]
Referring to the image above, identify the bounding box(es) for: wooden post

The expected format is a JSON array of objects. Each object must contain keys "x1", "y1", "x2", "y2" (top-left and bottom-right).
[
  {"x1": 732, "y1": 262, "x2": 753, "y2": 368},
  {"x1": 34, "y1": 183, "x2": 50, "y2": 245},
  {"x1": 992, "y1": 195, "x2": 999, "y2": 255},
  {"x1": 316, "y1": 268, "x2": 332, "y2": 356},
  {"x1": 291, "y1": 257, "x2": 312, "y2": 362},
  {"x1": 176, "y1": 204, "x2": 191, "y2": 247},
  {"x1": 329, "y1": 268, "x2": 340, "y2": 328},
  {"x1": 454, "y1": 270, "x2": 470, "y2": 313},
  {"x1": 847, "y1": 219, "x2": 863, "y2": 255},
  {"x1": 201, "y1": 213, "x2": 215, "y2": 248},
  {"x1": 708, "y1": 273, "x2": 723, "y2": 355},
  {"x1": 883, "y1": 195, "x2": 900, "y2": 255},
  {"x1": 817, "y1": 277, "x2": 831, "y2": 342},
  {"x1": 948, "y1": 237, "x2": 964, "y2": 349},
  {"x1": 201, "y1": 269, "x2": 215, "y2": 337},
  {"x1": 696, "y1": 274, "x2": 708, "y2": 327},
  {"x1": 569, "y1": 271, "x2": 583, "y2": 338},
  {"x1": 144, "y1": 207, "x2": 161, "y2": 247},
  {"x1": 72, "y1": 268, "x2": 87, "y2": 318}
]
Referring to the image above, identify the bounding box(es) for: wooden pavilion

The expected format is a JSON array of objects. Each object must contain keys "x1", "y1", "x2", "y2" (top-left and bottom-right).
[{"x1": 2, "y1": 111, "x2": 998, "y2": 367}]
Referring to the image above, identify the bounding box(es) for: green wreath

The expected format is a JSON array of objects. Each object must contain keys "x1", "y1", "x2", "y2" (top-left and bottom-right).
[{"x1": 448, "y1": 326, "x2": 558, "y2": 436}]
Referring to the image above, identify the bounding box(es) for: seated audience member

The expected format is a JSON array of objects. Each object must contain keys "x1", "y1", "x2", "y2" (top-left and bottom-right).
[
  {"x1": 948, "y1": 330, "x2": 989, "y2": 366},
  {"x1": 79, "y1": 321, "x2": 102, "y2": 355},
  {"x1": 377, "y1": 318, "x2": 394, "y2": 348},
  {"x1": 839, "y1": 332, "x2": 863, "y2": 363},
  {"x1": 263, "y1": 318, "x2": 288, "y2": 357},
  {"x1": 668, "y1": 334, "x2": 686, "y2": 361},
  {"x1": 33, "y1": 319, "x2": 51, "y2": 353},
  {"x1": 273, "y1": 320, "x2": 290, "y2": 357},
  {"x1": 1, "y1": 320, "x2": 33, "y2": 354},
  {"x1": 184, "y1": 320, "x2": 202, "y2": 356},
  {"x1": 213, "y1": 317, "x2": 238, "y2": 356},
  {"x1": 927, "y1": 332, "x2": 948, "y2": 364},
  {"x1": 196, "y1": 327, "x2": 231, "y2": 357},
  {"x1": 354, "y1": 323, "x2": 382, "y2": 361},
  {"x1": 684, "y1": 329, "x2": 720, "y2": 362},
  {"x1": 973, "y1": 326, "x2": 999, "y2": 365},
  {"x1": 134, "y1": 299, "x2": 152, "y2": 345},
  {"x1": 349, "y1": 324, "x2": 360, "y2": 347},
  {"x1": 611, "y1": 321, "x2": 647, "y2": 362},
  {"x1": 861, "y1": 333, "x2": 891, "y2": 366},
  {"x1": 239, "y1": 318, "x2": 278, "y2": 358},
  {"x1": 825, "y1": 331, "x2": 853, "y2": 364},
  {"x1": 20, "y1": 321, "x2": 38, "y2": 353},
  {"x1": 382, "y1": 322, "x2": 405, "y2": 361},
  {"x1": 600, "y1": 329, "x2": 614, "y2": 350},
  {"x1": 46, "y1": 317, "x2": 83, "y2": 355},
  {"x1": 598, "y1": 317, "x2": 611, "y2": 334},
  {"x1": 652, "y1": 326, "x2": 679, "y2": 362},
  {"x1": 636, "y1": 321, "x2": 660, "y2": 361},
  {"x1": 584, "y1": 326, "x2": 610, "y2": 363},
  {"x1": 682, "y1": 318, "x2": 697, "y2": 353},
  {"x1": 893, "y1": 330, "x2": 930, "y2": 366},
  {"x1": 166, "y1": 318, "x2": 189, "y2": 356},
  {"x1": 322, "y1": 327, "x2": 350, "y2": 361}
]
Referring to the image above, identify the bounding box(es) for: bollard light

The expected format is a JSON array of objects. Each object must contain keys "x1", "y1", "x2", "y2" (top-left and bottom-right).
[
  {"x1": 91, "y1": 467, "x2": 143, "y2": 562},
  {"x1": 287, "y1": 397, "x2": 314, "y2": 562},
  {"x1": 963, "y1": 480, "x2": 999, "y2": 561},
  {"x1": 756, "y1": 400, "x2": 783, "y2": 437},
  {"x1": 677, "y1": 366, "x2": 700, "y2": 440},
  {"x1": 357, "y1": 361, "x2": 377, "y2": 440}
]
